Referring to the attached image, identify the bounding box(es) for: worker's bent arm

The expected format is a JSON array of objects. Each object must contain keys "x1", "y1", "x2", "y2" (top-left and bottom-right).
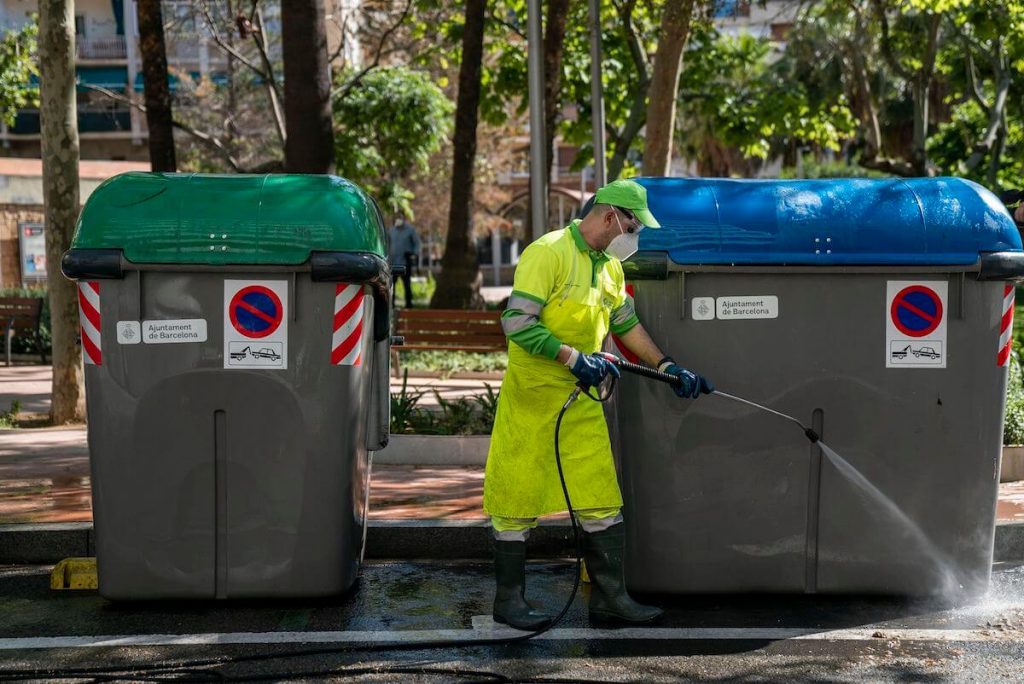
[
  {"x1": 618, "y1": 324, "x2": 669, "y2": 368},
  {"x1": 501, "y1": 293, "x2": 563, "y2": 359},
  {"x1": 501, "y1": 242, "x2": 565, "y2": 360}
]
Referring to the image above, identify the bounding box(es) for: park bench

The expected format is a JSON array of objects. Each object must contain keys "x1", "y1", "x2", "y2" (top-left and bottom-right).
[
  {"x1": 391, "y1": 308, "x2": 506, "y2": 375},
  {"x1": 0, "y1": 297, "x2": 47, "y2": 366}
]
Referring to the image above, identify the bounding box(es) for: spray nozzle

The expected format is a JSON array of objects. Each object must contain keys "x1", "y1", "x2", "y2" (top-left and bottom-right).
[{"x1": 804, "y1": 428, "x2": 820, "y2": 444}]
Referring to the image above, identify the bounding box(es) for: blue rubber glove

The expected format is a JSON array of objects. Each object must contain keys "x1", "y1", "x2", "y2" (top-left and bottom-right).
[
  {"x1": 664, "y1": 363, "x2": 713, "y2": 399},
  {"x1": 568, "y1": 351, "x2": 621, "y2": 388}
]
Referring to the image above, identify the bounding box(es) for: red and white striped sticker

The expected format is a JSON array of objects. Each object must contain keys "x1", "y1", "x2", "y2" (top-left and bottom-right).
[
  {"x1": 998, "y1": 283, "x2": 1014, "y2": 367},
  {"x1": 331, "y1": 283, "x2": 365, "y2": 366},
  {"x1": 78, "y1": 281, "x2": 102, "y2": 366}
]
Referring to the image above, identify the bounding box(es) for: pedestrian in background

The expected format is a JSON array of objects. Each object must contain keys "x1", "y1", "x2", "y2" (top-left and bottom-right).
[{"x1": 389, "y1": 215, "x2": 422, "y2": 308}]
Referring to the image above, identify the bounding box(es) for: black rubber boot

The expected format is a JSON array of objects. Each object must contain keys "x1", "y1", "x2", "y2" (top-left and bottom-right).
[
  {"x1": 492, "y1": 540, "x2": 553, "y2": 631},
  {"x1": 584, "y1": 524, "x2": 663, "y2": 625}
]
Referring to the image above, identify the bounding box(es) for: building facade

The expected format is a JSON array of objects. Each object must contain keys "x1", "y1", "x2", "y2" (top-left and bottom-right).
[
  {"x1": 0, "y1": 159, "x2": 149, "y2": 287},
  {"x1": 1, "y1": 0, "x2": 359, "y2": 161}
]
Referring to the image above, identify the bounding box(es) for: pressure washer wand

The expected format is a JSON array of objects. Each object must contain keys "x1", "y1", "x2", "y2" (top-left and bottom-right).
[
  {"x1": 711, "y1": 390, "x2": 819, "y2": 443},
  {"x1": 599, "y1": 353, "x2": 820, "y2": 444}
]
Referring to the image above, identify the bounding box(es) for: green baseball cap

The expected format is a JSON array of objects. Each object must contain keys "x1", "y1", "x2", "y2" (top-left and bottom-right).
[{"x1": 593, "y1": 179, "x2": 661, "y2": 228}]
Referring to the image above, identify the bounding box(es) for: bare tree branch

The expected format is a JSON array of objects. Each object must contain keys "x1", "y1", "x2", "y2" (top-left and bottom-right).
[
  {"x1": 613, "y1": 0, "x2": 651, "y2": 84},
  {"x1": 327, "y1": 7, "x2": 356, "y2": 65},
  {"x1": 870, "y1": 0, "x2": 913, "y2": 81},
  {"x1": 83, "y1": 84, "x2": 284, "y2": 173},
  {"x1": 192, "y1": 1, "x2": 285, "y2": 145},
  {"x1": 331, "y1": 0, "x2": 414, "y2": 101},
  {"x1": 487, "y1": 10, "x2": 527, "y2": 41},
  {"x1": 252, "y1": 8, "x2": 286, "y2": 144},
  {"x1": 964, "y1": 35, "x2": 1011, "y2": 172},
  {"x1": 964, "y1": 50, "x2": 990, "y2": 111},
  {"x1": 194, "y1": 0, "x2": 264, "y2": 76}
]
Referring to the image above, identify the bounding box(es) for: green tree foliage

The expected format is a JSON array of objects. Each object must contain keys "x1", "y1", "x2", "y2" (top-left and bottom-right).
[
  {"x1": 928, "y1": 1, "x2": 1024, "y2": 187},
  {"x1": 780, "y1": 0, "x2": 1024, "y2": 185},
  {"x1": 333, "y1": 66, "x2": 454, "y2": 216},
  {"x1": 675, "y1": 29, "x2": 856, "y2": 176},
  {"x1": 417, "y1": 0, "x2": 665, "y2": 180},
  {"x1": 0, "y1": 20, "x2": 38, "y2": 127},
  {"x1": 1005, "y1": 352, "x2": 1024, "y2": 446}
]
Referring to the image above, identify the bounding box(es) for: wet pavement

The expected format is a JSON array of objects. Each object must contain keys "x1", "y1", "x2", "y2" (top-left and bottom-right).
[{"x1": 1, "y1": 561, "x2": 1023, "y2": 680}]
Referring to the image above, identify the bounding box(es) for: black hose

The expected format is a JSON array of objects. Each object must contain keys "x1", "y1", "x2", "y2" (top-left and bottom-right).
[{"x1": 614, "y1": 358, "x2": 681, "y2": 387}]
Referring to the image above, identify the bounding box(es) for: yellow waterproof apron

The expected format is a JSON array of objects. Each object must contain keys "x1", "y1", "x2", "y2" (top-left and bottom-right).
[{"x1": 483, "y1": 224, "x2": 627, "y2": 519}]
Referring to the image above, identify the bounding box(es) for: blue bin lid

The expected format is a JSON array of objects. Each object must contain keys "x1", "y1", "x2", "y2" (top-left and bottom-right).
[{"x1": 635, "y1": 177, "x2": 1022, "y2": 266}]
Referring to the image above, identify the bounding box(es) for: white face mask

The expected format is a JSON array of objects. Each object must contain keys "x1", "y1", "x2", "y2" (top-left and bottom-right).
[{"x1": 606, "y1": 213, "x2": 640, "y2": 261}]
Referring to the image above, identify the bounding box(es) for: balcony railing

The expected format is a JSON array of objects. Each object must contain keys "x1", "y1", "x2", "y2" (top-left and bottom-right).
[
  {"x1": 6, "y1": 109, "x2": 132, "y2": 135},
  {"x1": 79, "y1": 109, "x2": 132, "y2": 133},
  {"x1": 77, "y1": 36, "x2": 127, "y2": 60},
  {"x1": 10, "y1": 110, "x2": 40, "y2": 135}
]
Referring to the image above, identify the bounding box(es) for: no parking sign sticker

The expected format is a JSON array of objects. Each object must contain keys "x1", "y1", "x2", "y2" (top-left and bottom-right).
[
  {"x1": 223, "y1": 280, "x2": 288, "y2": 369},
  {"x1": 885, "y1": 281, "x2": 947, "y2": 369}
]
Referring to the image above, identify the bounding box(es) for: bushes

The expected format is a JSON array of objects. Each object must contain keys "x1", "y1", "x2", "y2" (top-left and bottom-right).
[
  {"x1": 398, "y1": 350, "x2": 507, "y2": 376},
  {"x1": 390, "y1": 371, "x2": 498, "y2": 435},
  {"x1": 1005, "y1": 353, "x2": 1024, "y2": 446}
]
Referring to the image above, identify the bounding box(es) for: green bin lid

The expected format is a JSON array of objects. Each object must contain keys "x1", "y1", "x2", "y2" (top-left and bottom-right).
[{"x1": 73, "y1": 173, "x2": 386, "y2": 265}]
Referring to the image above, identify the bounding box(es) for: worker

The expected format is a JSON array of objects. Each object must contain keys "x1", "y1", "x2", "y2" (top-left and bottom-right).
[{"x1": 484, "y1": 179, "x2": 713, "y2": 629}]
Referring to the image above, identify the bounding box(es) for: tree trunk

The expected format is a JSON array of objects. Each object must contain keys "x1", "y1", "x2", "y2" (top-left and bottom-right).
[
  {"x1": 254, "y1": 9, "x2": 287, "y2": 148},
  {"x1": 964, "y1": 38, "x2": 1010, "y2": 173},
  {"x1": 606, "y1": 0, "x2": 651, "y2": 180},
  {"x1": 909, "y1": 13, "x2": 942, "y2": 177},
  {"x1": 137, "y1": 0, "x2": 176, "y2": 172},
  {"x1": 909, "y1": 79, "x2": 930, "y2": 176},
  {"x1": 282, "y1": 0, "x2": 335, "y2": 173},
  {"x1": 642, "y1": 0, "x2": 695, "y2": 176},
  {"x1": 430, "y1": 0, "x2": 486, "y2": 310},
  {"x1": 987, "y1": 111, "x2": 1007, "y2": 189},
  {"x1": 607, "y1": 87, "x2": 646, "y2": 181},
  {"x1": 850, "y1": 46, "x2": 882, "y2": 161},
  {"x1": 845, "y1": 7, "x2": 883, "y2": 165},
  {"x1": 542, "y1": 0, "x2": 571, "y2": 193},
  {"x1": 39, "y1": 0, "x2": 85, "y2": 424}
]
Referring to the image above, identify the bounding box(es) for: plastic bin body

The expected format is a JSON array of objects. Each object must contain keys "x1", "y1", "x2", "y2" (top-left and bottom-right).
[
  {"x1": 64, "y1": 173, "x2": 390, "y2": 600},
  {"x1": 610, "y1": 177, "x2": 1023, "y2": 596}
]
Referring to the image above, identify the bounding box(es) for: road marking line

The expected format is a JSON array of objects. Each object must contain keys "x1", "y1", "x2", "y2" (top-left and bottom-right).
[{"x1": 0, "y1": 627, "x2": 1009, "y2": 650}]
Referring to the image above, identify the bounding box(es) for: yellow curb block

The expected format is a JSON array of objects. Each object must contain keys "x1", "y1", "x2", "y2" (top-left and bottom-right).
[{"x1": 50, "y1": 558, "x2": 97, "y2": 590}]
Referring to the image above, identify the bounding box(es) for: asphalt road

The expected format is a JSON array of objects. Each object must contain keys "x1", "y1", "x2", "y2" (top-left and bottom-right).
[{"x1": 1, "y1": 560, "x2": 1024, "y2": 682}]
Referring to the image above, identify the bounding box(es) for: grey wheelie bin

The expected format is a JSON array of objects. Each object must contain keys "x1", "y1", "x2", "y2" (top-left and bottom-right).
[
  {"x1": 609, "y1": 177, "x2": 1024, "y2": 597},
  {"x1": 61, "y1": 173, "x2": 391, "y2": 600}
]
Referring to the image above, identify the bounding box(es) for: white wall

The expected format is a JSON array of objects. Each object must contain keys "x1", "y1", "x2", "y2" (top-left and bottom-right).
[
  {"x1": 76, "y1": 0, "x2": 120, "y2": 38},
  {"x1": 1, "y1": 0, "x2": 38, "y2": 30},
  {"x1": 716, "y1": 0, "x2": 800, "y2": 39},
  {"x1": 0, "y1": 175, "x2": 110, "y2": 205}
]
